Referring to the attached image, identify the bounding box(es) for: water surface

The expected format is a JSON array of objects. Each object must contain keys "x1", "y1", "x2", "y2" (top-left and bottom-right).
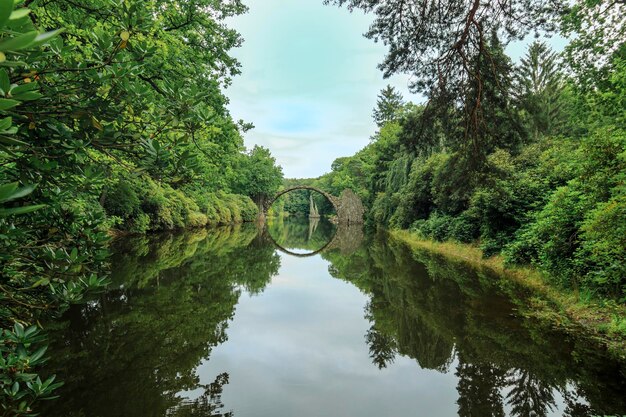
[{"x1": 43, "y1": 218, "x2": 626, "y2": 417}]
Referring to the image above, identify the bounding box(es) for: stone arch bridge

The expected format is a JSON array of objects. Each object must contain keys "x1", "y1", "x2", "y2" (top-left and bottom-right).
[{"x1": 261, "y1": 186, "x2": 365, "y2": 225}]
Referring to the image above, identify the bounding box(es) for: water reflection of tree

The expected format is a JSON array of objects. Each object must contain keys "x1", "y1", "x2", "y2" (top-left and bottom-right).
[
  {"x1": 505, "y1": 369, "x2": 556, "y2": 417},
  {"x1": 42, "y1": 225, "x2": 280, "y2": 417},
  {"x1": 323, "y1": 233, "x2": 626, "y2": 417},
  {"x1": 456, "y1": 360, "x2": 507, "y2": 417},
  {"x1": 169, "y1": 373, "x2": 233, "y2": 417},
  {"x1": 266, "y1": 217, "x2": 336, "y2": 252}
]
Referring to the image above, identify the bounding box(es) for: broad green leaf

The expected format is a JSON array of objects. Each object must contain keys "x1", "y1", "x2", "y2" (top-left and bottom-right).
[
  {"x1": 10, "y1": 82, "x2": 38, "y2": 94},
  {"x1": 29, "y1": 345, "x2": 47, "y2": 363},
  {"x1": 0, "y1": 30, "x2": 37, "y2": 51},
  {"x1": 0, "y1": 97, "x2": 19, "y2": 109},
  {"x1": 0, "y1": 0, "x2": 13, "y2": 28},
  {"x1": 0, "y1": 116, "x2": 11, "y2": 130},
  {"x1": 8, "y1": 8, "x2": 29, "y2": 21},
  {"x1": 0, "y1": 204, "x2": 45, "y2": 216},
  {"x1": 0, "y1": 182, "x2": 34, "y2": 202},
  {"x1": 0, "y1": 181, "x2": 17, "y2": 200},
  {"x1": 11, "y1": 90, "x2": 42, "y2": 101}
]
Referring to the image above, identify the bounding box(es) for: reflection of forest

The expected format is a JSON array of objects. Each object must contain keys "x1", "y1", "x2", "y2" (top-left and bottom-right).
[
  {"x1": 41, "y1": 224, "x2": 280, "y2": 417},
  {"x1": 39, "y1": 226, "x2": 626, "y2": 417},
  {"x1": 323, "y1": 233, "x2": 626, "y2": 417},
  {"x1": 267, "y1": 216, "x2": 337, "y2": 252}
]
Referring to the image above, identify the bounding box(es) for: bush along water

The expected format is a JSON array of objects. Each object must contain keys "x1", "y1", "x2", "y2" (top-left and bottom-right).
[
  {"x1": 0, "y1": 0, "x2": 282, "y2": 414},
  {"x1": 103, "y1": 175, "x2": 260, "y2": 234}
]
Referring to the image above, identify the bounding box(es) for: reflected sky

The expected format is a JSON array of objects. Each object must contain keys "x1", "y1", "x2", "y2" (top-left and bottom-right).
[{"x1": 193, "y1": 253, "x2": 459, "y2": 417}]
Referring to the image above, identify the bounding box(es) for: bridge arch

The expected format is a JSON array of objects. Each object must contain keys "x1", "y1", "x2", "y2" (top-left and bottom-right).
[
  {"x1": 264, "y1": 186, "x2": 339, "y2": 216},
  {"x1": 262, "y1": 186, "x2": 365, "y2": 225}
]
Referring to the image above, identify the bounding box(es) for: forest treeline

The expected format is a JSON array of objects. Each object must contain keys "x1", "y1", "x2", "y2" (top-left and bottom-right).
[
  {"x1": 314, "y1": 0, "x2": 626, "y2": 303},
  {"x1": 0, "y1": 0, "x2": 283, "y2": 412}
]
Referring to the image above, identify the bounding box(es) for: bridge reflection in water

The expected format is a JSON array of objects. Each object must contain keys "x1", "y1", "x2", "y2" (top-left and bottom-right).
[{"x1": 263, "y1": 217, "x2": 364, "y2": 258}]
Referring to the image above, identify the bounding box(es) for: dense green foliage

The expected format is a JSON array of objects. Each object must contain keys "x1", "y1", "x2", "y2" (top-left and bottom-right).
[
  {"x1": 321, "y1": 0, "x2": 626, "y2": 301},
  {"x1": 0, "y1": 0, "x2": 283, "y2": 413},
  {"x1": 323, "y1": 234, "x2": 626, "y2": 416},
  {"x1": 40, "y1": 225, "x2": 280, "y2": 417}
]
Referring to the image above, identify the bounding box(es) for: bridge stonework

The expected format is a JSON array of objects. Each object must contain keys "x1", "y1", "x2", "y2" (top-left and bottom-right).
[{"x1": 261, "y1": 186, "x2": 364, "y2": 225}]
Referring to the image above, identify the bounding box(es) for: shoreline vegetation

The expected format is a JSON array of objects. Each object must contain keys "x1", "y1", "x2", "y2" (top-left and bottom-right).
[
  {"x1": 390, "y1": 229, "x2": 626, "y2": 359},
  {"x1": 0, "y1": 0, "x2": 285, "y2": 413},
  {"x1": 310, "y1": 0, "x2": 626, "y2": 364}
]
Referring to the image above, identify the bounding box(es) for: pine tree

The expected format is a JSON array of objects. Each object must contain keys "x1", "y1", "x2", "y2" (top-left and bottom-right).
[
  {"x1": 515, "y1": 41, "x2": 564, "y2": 140},
  {"x1": 372, "y1": 85, "x2": 404, "y2": 127}
]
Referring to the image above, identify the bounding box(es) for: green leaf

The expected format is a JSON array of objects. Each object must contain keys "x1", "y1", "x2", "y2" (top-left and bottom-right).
[
  {"x1": 0, "y1": 134, "x2": 27, "y2": 146},
  {"x1": 11, "y1": 90, "x2": 41, "y2": 101},
  {"x1": 0, "y1": 116, "x2": 11, "y2": 130},
  {"x1": 0, "y1": 97, "x2": 19, "y2": 109},
  {"x1": 0, "y1": 204, "x2": 45, "y2": 216},
  {"x1": 0, "y1": 182, "x2": 35, "y2": 202},
  {"x1": 29, "y1": 345, "x2": 47, "y2": 363},
  {"x1": 0, "y1": 60, "x2": 26, "y2": 67},
  {"x1": 8, "y1": 8, "x2": 29, "y2": 21},
  {"x1": 30, "y1": 29, "x2": 64, "y2": 48},
  {"x1": 0, "y1": 69, "x2": 9, "y2": 94},
  {"x1": 0, "y1": 0, "x2": 13, "y2": 29},
  {"x1": 0, "y1": 181, "x2": 17, "y2": 200},
  {"x1": 13, "y1": 322, "x2": 24, "y2": 337},
  {"x1": 0, "y1": 31, "x2": 37, "y2": 51},
  {"x1": 10, "y1": 82, "x2": 38, "y2": 94}
]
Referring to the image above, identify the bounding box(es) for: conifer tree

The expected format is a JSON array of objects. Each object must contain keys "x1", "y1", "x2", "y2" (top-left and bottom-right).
[
  {"x1": 373, "y1": 85, "x2": 405, "y2": 127},
  {"x1": 515, "y1": 41, "x2": 564, "y2": 140}
]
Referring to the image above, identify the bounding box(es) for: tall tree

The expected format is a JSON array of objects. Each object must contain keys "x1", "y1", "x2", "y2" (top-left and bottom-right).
[
  {"x1": 325, "y1": 0, "x2": 563, "y2": 153},
  {"x1": 372, "y1": 85, "x2": 404, "y2": 127},
  {"x1": 231, "y1": 145, "x2": 283, "y2": 205},
  {"x1": 515, "y1": 41, "x2": 564, "y2": 140},
  {"x1": 324, "y1": 0, "x2": 563, "y2": 94}
]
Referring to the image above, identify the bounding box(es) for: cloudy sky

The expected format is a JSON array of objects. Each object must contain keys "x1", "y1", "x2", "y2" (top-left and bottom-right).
[{"x1": 225, "y1": 0, "x2": 566, "y2": 179}]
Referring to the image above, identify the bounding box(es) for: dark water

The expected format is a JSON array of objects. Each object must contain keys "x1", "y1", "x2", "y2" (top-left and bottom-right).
[{"x1": 42, "y1": 217, "x2": 626, "y2": 417}]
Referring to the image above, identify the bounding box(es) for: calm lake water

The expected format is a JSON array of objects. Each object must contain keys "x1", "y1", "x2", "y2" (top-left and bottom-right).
[{"x1": 42, "y1": 217, "x2": 626, "y2": 417}]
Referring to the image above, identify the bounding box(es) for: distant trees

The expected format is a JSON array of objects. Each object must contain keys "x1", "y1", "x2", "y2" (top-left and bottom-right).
[{"x1": 372, "y1": 85, "x2": 404, "y2": 127}]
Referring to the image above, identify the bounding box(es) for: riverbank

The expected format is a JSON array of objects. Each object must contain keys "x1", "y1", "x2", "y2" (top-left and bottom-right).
[{"x1": 390, "y1": 229, "x2": 626, "y2": 359}]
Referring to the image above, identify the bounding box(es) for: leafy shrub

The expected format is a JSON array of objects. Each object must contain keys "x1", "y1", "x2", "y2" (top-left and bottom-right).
[
  {"x1": 504, "y1": 128, "x2": 626, "y2": 294},
  {"x1": 577, "y1": 193, "x2": 626, "y2": 299},
  {"x1": 103, "y1": 181, "x2": 140, "y2": 220},
  {"x1": 187, "y1": 211, "x2": 209, "y2": 228},
  {"x1": 370, "y1": 192, "x2": 398, "y2": 227},
  {"x1": 0, "y1": 324, "x2": 63, "y2": 416},
  {"x1": 128, "y1": 213, "x2": 151, "y2": 234},
  {"x1": 411, "y1": 212, "x2": 452, "y2": 241},
  {"x1": 448, "y1": 210, "x2": 480, "y2": 243},
  {"x1": 237, "y1": 195, "x2": 259, "y2": 222}
]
